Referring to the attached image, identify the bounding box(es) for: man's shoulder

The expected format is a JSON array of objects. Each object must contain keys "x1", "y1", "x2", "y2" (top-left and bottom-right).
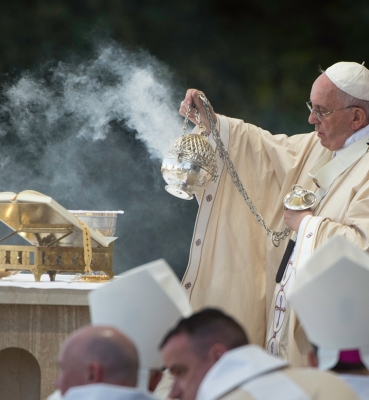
[
  {"x1": 225, "y1": 115, "x2": 316, "y2": 137},
  {"x1": 218, "y1": 368, "x2": 358, "y2": 400},
  {"x1": 224, "y1": 115, "x2": 321, "y2": 153},
  {"x1": 284, "y1": 368, "x2": 359, "y2": 399},
  {"x1": 285, "y1": 366, "x2": 346, "y2": 382}
]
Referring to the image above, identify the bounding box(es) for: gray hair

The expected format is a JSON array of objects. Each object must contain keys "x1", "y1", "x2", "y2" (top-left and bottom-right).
[{"x1": 336, "y1": 89, "x2": 369, "y2": 118}]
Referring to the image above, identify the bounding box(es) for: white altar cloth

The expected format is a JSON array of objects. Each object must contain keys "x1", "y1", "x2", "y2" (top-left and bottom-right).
[{"x1": 0, "y1": 273, "x2": 112, "y2": 306}]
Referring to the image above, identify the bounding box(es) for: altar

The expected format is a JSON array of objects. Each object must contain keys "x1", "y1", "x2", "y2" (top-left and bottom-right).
[{"x1": 0, "y1": 273, "x2": 110, "y2": 400}]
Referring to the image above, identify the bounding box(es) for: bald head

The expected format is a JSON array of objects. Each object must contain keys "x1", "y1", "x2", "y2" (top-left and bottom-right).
[{"x1": 56, "y1": 325, "x2": 139, "y2": 395}]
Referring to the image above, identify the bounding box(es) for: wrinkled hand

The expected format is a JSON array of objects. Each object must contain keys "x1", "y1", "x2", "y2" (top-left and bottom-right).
[
  {"x1": 284, "y1": 209, "x2": 313, "y2": 233},
  {"x1": 179, "y1": 89, "x2": 216, "y2": 132}
]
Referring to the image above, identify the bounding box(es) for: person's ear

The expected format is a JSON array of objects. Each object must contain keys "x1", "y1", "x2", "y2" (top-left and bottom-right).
[
  {"x1": 351, "y1": 107, "x2": 367, "y2": 130},
  {"x1": 308, "y1": 351, "x2": 319, "y2": 368},
  {"x1": 88, "y1": 361, "x2": 103, "y2": 383},
  {"x1": 208, "y1": 343, "x2": 228, "y2": 363}
]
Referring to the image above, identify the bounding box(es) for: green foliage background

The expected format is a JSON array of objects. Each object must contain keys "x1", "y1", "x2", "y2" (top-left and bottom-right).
[{"x1": 1, "y1": 0, "x2": 368, "y2": 132}]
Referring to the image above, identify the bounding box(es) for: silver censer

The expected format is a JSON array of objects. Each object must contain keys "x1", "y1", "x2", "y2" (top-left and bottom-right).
[
  {"x1": 161, "y1": 104, "x2": 217, "y2": 200},
  {"x1": 283, "y1": 185, "x2": 316, "y2": 211}
]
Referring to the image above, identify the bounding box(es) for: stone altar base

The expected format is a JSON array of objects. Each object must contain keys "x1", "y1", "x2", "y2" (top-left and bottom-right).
[{"x1": 0, "y1": 274, "x2": 106, "y2": 399}]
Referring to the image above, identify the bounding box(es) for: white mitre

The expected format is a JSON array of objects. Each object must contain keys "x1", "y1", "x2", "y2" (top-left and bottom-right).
[
  {"x1": 325, "y1": 61, "x2": 369, "y2": 100},
  {"x1": 88, "y1": 259, "x2": 192, "y2": 387},
  {"x1": 288, "y1": 236, "x2": 369, "y2": 370}
]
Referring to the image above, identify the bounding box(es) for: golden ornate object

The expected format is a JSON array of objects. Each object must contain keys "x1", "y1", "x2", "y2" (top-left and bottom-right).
[
  {"x1": 161, "y1": 104, "x2": 217, "y2": 200},
  {"x1": 0, "y1": 270, "x2": 19, "y2": 278},
  {"x1": 68, "y1": 211, "x2": 122, "y2": 282},
  {"x1": 283, "y1": 185, "x2": 316, "y2": 211},
  {"x1": 0, "y1": 243, "x2": 114, "y2": 282},
  {"x1": 72, "y1": 270, "x2": 112, "y2": 282},
  {"x1": 0, "y1": 191, "x2": 119, "y2": 282}
]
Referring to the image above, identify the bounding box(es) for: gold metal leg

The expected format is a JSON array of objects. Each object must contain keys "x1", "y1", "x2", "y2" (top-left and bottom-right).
[
  {"x1": 32, "y1": 268, "x2": 43, "y2": 282},
  {"x1": 106, "y1": 270, "x2": 115, "y2": 279},
  {"x1": 47, "y1": 271, "x2": 57, "y2": 281}
]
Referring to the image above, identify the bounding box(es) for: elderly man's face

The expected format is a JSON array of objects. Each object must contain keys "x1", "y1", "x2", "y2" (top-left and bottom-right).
[
  {"x1": 55, "y1": 337, "x2": 89, "y2": 395},
  {"x1": 161, "y1": 333, "x2": 216, "y2": 400},
  {"x1": 308, "y1": 74, "x2": 355, "y2": 151}
]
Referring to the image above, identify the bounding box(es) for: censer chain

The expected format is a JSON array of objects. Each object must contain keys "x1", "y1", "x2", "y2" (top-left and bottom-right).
[{"x1": 197, "y1": 94, "x2": 291, "y2": 247}]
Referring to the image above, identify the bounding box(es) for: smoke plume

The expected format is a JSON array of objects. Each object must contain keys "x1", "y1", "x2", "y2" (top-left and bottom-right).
[{"x1": 0, "y1": 40, "x2": 198, "y2": 277}]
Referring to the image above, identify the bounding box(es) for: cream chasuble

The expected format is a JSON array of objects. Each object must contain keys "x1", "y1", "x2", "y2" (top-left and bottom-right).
[
  {"x1": 266, "y1": 134, "x2": 369, "y2": 366},
  {"x1": 182, "y1": 115, "x2": 369, "y2": 359},
  {"x1": 219, "y1": 369, "x2": 359, "y2": 400},
  {"x1": 196, "y1": 345, "x2": 358, "y2": 400}
]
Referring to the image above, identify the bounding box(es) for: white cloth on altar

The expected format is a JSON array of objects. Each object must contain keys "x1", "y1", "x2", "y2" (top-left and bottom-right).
[
  {"x1": 0, "y1": 272, "x2": 110, "y2": 289},
  {"x1": 0, "y1": 273, "x2": 107, "y2": 306}
]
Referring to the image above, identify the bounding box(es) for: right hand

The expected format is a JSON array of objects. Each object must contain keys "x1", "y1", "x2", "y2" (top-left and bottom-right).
[{"x1": 179, "y1": 89, "x2": 216, "y2": 133}]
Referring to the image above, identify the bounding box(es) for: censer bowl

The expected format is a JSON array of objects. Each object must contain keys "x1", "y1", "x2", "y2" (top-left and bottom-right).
[
  {"x1": 68, "y1": 210, "x2": 124, "y2": 236},
  {"x1": 161, "y1": 156, "x2": 214, "y2": 200},
  {"x1": 161, "y1": 133, "x2": 217, "y2": 200}
]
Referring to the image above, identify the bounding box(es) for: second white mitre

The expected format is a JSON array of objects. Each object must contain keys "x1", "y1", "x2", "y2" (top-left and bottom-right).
[
  {"x1": 88, "y1": 259, "x2": 192, "y2": 386},
  {"x1": 288, "y1": 235, "x2": 369, "y2": 370}
]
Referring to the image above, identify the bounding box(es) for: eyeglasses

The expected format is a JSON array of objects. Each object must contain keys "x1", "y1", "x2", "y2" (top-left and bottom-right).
[{"x1": 306, "y1": 101, "x2": 357, "y2": 122}]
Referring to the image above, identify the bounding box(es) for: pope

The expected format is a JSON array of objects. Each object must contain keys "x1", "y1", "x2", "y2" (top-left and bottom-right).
[{"x1": 178, "y1": 61, "x2": 369, "y2": 366}]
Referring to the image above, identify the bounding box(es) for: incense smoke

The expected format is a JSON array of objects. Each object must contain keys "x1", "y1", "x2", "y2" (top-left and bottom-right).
[
  {"x1": 1, "y1": 43, "x2": 182, "y2": 158},
  {"x1": 0, "y1": 40, "x2": 197, "y2": 276}
]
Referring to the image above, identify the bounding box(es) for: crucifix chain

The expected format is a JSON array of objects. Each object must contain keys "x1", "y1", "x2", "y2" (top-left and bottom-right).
[{"x1": 197, "y1": 94, "x2": 291, "y2": 247}]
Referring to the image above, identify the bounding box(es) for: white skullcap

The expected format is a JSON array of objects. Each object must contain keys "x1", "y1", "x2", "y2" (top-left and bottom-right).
[
  {"x1": 325, "y1": 61, "x2": 369, "y2": 101},
  {"x1": 88, "y1": 259, "x2": 192, "y2": 370},
  {"x1": 289, "y1": 236, "x2": 369, "y2": 370}
]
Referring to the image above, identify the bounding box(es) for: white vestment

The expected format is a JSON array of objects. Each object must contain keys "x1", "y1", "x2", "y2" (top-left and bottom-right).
[
  {"x1": 196, "y1": 345, "x2": 358, "y2": 400},
  {"x1": 340, "y1": 374, "x2": 369, "y2": 400},
  {"x1": 182, "y1": 115, "x2": 369, "y2": 364},
  {"x1": 63, "y1": 383, "x2": 159, "y2": 400}
]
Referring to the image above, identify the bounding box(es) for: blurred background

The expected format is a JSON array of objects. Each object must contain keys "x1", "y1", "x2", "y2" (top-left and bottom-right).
[{"x1": 0, "y1": 0, "x2": 367, "y2": 278}]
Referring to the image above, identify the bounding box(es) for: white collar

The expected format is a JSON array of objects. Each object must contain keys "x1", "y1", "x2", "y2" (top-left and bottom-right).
[
  {"x1": 196, "y1": 345, "x2": 288, "y2": 400},
  {"x1": 63, "y1": 384, "x2": 158, "y2": 400},
  {"x1": 336, "y1": 124, "x2": 369, "y2": 155}
]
